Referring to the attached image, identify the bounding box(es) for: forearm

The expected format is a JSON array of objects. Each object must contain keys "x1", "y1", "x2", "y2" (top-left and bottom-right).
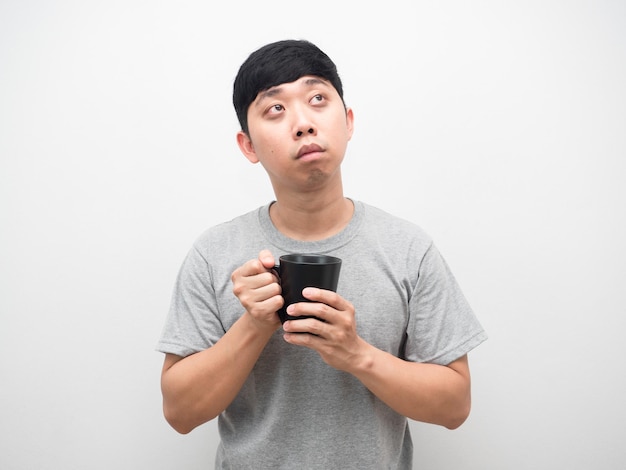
[
  {"x1": 351, "y1": 343, "x2": 471, "y2": 429},
  {"x1": 161, "y1": 312, "x2": 277, "y2": 434}
]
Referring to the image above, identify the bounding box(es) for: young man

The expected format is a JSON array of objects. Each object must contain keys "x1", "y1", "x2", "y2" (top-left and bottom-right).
[{"x1": 157, "y1": 39, "x2": 487, "y2": 469}]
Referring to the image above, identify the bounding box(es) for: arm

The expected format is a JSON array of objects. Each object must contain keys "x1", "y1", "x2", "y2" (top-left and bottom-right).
[
  {"x1": 350, "y1": 349, "x2": 470, "y2": 429},
  {"x1": 282, "y1": 288, "x2": 471, "y2": 429},
  {"x1": 161, "y1": 250, "x2": 282, "y2": 434}
]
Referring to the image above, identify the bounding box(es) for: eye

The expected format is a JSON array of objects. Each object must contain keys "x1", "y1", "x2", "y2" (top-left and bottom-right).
[
  {"x1": 310, "y1": 94, "x2": 324, "y2": 105},
  {"x1": 267, "y1": 104, "x2": 284, "y2": 115}
]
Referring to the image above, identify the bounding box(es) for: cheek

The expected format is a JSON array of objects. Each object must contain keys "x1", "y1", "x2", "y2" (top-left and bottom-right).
[
  {"x1": 264, "y1": 138, "x2": 282, "y2": 156},
  {"x1": 251, "y1": 123, "x2": 286, "y2": 151},
  {"x1": 251, "y1": 135, "x2": 284, "y2": 161},
  {"x1": 330, "y1": 118, "x2": 352, "y2": 145}
]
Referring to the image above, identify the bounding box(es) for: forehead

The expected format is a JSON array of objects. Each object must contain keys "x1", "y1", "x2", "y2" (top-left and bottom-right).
[{"x1": 253, "y1": 76, "x2": 332, "y2": 106}]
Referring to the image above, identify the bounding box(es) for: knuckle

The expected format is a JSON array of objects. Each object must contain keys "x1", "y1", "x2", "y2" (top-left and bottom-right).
[
  {"x1": 251, "y1": 259, "x2": 263, "y2": 272},
  {"x1": 271, "y1": 282, "x2": 282, "y2": 296},
  {"x1": 232, "y1": 283, "x2": 245, "y2": 297},
  {"x1": 308, "y1": 322, "x2": 323, "y2": 336},
  {"x1": 298, "y1": 331, "x2": 312, "y2": 345},
  {"x1": 314, "y1": 303, "x2": 332, "y2": 321},
  {"x1": 261, "y1": 271, "x2": 274, "y2": 285},
  {"x1": 247, "y1": 304, "x2": 263, "y2": 317},
  {"x1": 335, "y1": 330, "x2": 348, "y2": 343},
  {"x1": 321, "y1": 303, "x2": 333, "y2": 316}
]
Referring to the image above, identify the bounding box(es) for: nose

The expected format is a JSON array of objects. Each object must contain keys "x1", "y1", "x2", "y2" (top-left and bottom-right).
[
  {"x1": 296, "y1": 128, "x2": 314, "y2": 137},
  {"x1": 292, "y1": 106, "x2": 317, "y2": 138}
]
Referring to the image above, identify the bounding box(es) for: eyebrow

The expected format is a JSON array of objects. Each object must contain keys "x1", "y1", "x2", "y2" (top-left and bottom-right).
[{"x1": 255, "y1": 77, "x2": 329, "y2": 107}]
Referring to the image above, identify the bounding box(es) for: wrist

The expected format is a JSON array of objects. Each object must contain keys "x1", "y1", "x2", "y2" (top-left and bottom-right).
[
  {"x1": 346, "y1": 338, "x2": 376, "y2": 376},
  {"x1": 242, "y1": 310, "x2": 281, "y2": 337}
]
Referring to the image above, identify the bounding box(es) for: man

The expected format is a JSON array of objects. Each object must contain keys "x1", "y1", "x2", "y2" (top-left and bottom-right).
[{"x1": 157, "y1": 39, "x2": 487, "y2": 469}]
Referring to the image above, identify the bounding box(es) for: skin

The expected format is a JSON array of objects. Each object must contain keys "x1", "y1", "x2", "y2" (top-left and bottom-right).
[{"x1": 161, "y1": 76, "x2": 472, "y2": 434}]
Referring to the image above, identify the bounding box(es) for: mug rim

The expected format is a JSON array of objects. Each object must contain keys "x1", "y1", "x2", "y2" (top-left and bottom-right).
[{"x1": 279, "y1": 253, "x2": 341, "y2": 265}]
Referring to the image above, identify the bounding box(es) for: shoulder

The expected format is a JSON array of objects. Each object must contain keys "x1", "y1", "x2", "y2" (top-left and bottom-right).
[
  {"x1": 358, "y1": 202, "x2": 433, "y2": 247},
  {"x1": 191, "y1": 205, "x2": 266, "y2": 256},
  {"x1": 347, "y1": 201, "x2": 435, "y2": 276}
]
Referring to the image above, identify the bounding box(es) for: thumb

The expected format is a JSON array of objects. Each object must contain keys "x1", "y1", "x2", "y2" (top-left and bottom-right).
[{"x1": 259, "y1": 249, "x2": 276, "y2": 269}]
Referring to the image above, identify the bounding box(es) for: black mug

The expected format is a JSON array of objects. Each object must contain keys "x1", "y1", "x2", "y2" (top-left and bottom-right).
[{"x1": 274, "y1": 254, "x2": 342, "y2": 323}]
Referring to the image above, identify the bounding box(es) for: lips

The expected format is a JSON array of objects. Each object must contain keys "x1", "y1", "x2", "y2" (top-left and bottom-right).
[{"x1": 296, "y1": 143, "x2": 323, "y2": 159}]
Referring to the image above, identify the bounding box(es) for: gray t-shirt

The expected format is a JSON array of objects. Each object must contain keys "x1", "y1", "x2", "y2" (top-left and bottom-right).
[{"x1": 157, "y1": 200, "x2": 487, "y2": 469}]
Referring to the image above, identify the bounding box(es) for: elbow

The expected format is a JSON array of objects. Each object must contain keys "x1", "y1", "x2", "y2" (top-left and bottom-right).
[
  {"x1": 163, "y1": 404, "x2": 194, "y2": 435},
  {"x1": 163, "y1": 400, "x2": 217, "y2": 435},
  {"x1": 163, "y1": 399, "x2": 219, "y2": 435},
  {"x1": 443, "y1": 397, "x2": 471, "y2": 430},
  {"x1": 444, "y1": 363, "x2": 472, "y2": 430},
  {"x1": 444, "y1": 413, "x2": 469, "y2": 430}
]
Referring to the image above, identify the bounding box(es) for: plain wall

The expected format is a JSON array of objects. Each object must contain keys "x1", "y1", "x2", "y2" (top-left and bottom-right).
[{"x1": 1, "y1": 1, "x2": 625, "y2": 468}]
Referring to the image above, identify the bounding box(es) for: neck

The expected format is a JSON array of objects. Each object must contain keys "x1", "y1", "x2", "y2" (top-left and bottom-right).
[{"x1": 270, "y1": 190, "x2": 354, "y2": 241}]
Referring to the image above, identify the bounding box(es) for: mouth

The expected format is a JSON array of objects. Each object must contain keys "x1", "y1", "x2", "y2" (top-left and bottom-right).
[{"x1": 296, "y1": 143, "x2": 324, "y2": 159}]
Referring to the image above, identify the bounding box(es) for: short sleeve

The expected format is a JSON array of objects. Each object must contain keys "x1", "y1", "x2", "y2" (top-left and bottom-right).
[
  {"x1": 404, "y1": 243, "x2": 487, "y2": 365},
  {"x1": 156, "y1": 245, "x2": 226, "y2": 357}
]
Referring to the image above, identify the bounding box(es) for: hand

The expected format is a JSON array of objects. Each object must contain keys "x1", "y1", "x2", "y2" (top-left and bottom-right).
[
  {"x1": 231, "y1": 250, "x2": 283, "y2": 329},
  {"x1": 282, "y1": 288, "x2": 368, "y2": 372}
]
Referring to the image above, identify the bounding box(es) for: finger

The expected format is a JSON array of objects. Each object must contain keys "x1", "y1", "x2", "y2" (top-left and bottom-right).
[
  {"x1": 283, "y1": 330, "x2": 321, "y2": 347},
  {"x1": 283, "y1": 319, "x2": 325, "y2": 345},
  {"x1": 233, "y1": 274, "x2": 279, "y2": 302},
  {"x1": 251, "y1": 281, "x2": 282, "y2": 301},
  {"x1": 287, "y1": 302, "x2": 322, "y2": 317},
  {"x1": 247, "y1": 292, "x2": 284, "y2": 317},
  {"x1": 286, "y1": 302, "x2": 332, "y2": 322},
  {"x1": 234, "y1": 277, "x2": 283, "y2": 316},
  {"x1": 232, "y1": 267, "x2": 280, "y2": 301},
  {"x1": 258, "y1": 249, "x2": 276, "y2": 269},
  {"x1": 233, "y1": 261, "x2": 261, "y2": 279},
  {"x1": 283, "y1": 317, "x2": 324, "y2": 334},
  {"x1": 234, "y1": 257, "x2": 270, "y2": 279},
  {"x1": 301, "y1": 288, "x2": 348, "y2": 311}
]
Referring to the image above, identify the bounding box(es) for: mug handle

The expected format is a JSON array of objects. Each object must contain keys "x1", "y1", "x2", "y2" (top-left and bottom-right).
[
  {"x1": 271, "y1": 264, "x2": 281, "y2": 281},
  {"x1": 271, "y1": 264, "x2": 289, "y2": 323}
]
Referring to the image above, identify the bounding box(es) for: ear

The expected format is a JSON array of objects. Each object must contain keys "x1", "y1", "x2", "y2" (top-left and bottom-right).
[
  {"x1": 345, "y1": 107, "x2": 355, "y2": 141},
  {"x1": 236, "y1": 131, "x2": 259, "y2": 164}
]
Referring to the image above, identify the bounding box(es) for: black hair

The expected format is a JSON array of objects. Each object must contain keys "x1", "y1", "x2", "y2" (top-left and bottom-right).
[{"x1": 233, "y1": 39, "x2": 344, "y2": 134}]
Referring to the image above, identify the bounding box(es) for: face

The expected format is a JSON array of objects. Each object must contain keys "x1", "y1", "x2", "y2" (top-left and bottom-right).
[{"x1": 237, "y1": 75, "x2": 354, "y2": 194}]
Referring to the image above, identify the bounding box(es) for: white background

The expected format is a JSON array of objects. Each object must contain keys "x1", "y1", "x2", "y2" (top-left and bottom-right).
[{"x1": 1, "y1": 1, "x2": 625, "y2": 468}]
